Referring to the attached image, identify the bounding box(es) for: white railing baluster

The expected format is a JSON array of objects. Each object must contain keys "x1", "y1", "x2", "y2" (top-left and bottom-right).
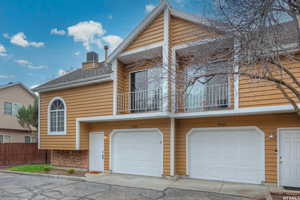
[{"x1": 175, "y1": 83, "x2": 229, "y2": 112}]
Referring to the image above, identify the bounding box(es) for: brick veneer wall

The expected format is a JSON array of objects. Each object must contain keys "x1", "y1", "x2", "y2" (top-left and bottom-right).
[{"x1": 51, "y1": 150, "x2": 88, "y2": 169}]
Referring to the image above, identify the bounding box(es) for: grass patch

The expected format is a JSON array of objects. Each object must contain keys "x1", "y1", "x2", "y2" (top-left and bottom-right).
[{"x1": 8, "y1": 164, "x2": 51, "y2": 172}]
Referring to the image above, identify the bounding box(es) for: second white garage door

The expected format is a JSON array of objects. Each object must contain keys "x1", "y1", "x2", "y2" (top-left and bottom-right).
[
  {"x1": 110, "y1": 129, "x2": 163, "y2": 177},
  {"x1": 187, "y1": 127, "x2": 265, "y2": 184}
]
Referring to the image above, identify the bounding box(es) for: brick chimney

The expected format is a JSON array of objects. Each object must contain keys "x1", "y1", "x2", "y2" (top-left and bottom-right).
[{"x1": 82, "y1": 51, "x2": 100, "y2": 69}]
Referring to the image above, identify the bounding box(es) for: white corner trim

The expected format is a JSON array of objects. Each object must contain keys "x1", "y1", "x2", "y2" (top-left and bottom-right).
[
  {"x1": 185, "y1": 126, "x2": 265, "y2": 182},
  {"x1": 170, "y1": 118, "x2": 175, "y2": 176},
  {"x1": 108, "y1": 1, "x2": 168, "y2": 63},
  {"x1": 234, "y1": 39, "x2": 240, "y2": 110},
  {"x1": 119, "y1": 42, "x2": 163, "y2": 58},
  {"x1": 38, "y1": 97, "x2": 41, "y2": 149},
  {"x1": 76, "y1": 119, "x2": 80, "y2": 150},
  {"x1": 47, "y1": 97, "x2": 67, "y2": 136},
  {"x1": 109, "y1": 128, "x2": 164, "y2": 176},
  {"x1": 112, "y1": 60, "x2": 118, "y2": 116}
]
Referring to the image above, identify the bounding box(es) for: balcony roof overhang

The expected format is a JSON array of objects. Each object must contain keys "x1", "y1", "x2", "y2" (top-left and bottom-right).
[
  {"x1": 118, "y1": 42, "x2": 162, "y2": 64},
  {"x1": 175, "y1": 37, "x2": 233, "y2": 57}
]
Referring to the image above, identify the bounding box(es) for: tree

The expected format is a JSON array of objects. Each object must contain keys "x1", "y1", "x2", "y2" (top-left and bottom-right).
[
  {"x1": 171, "y1": 0, "x2": 300, "y2": 113},
  {"x1": 17, "y1": 97, "x2": 38, "y2": 131}
]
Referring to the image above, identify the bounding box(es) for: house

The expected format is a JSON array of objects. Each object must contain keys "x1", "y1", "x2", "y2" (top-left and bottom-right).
[
  {"x1": 33, "y1": 1, "x2": 300, "y2": 187},
  {"x1": 0, "y1": 82, "x2": 37, "y2": 143}
]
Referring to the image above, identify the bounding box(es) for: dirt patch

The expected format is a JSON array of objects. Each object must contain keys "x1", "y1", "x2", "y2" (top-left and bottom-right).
[{"x1": 42, "y1": 169, "x2": 86, "y2": 177}]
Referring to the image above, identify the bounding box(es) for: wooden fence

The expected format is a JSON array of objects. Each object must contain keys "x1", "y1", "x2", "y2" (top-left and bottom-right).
[{"x1": 0, "y1": 143, "x2": 49, "y2": 166}]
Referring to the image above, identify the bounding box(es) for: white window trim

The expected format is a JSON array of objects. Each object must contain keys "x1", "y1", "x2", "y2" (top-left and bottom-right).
[{"x1": 47, "y1": 97, "x2": 67, "y2": 135}]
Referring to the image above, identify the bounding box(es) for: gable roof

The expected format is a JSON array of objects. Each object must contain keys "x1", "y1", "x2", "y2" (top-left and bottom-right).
[
  {"x1": 107, "y1": 0, "x2": 229, "y2": 63},
  {"x1": 0, "y1": 82, "x2": 36, "y2": 97},
  {"x1": 32, "y1": 63, "x2": 113, "y2": 93}
]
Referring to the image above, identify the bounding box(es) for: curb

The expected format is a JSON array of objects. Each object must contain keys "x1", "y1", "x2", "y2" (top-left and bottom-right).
[{"x1": 0, "y1": 170, "x2": 86, "y2": 182}]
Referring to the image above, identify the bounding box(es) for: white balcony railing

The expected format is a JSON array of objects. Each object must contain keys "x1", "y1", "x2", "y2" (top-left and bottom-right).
[
  {"x1": 176, "y1": 83, "x2": 230, "y2": 112},
  {"x1": 117, "y1": 88, "x2": 162, "y2": 113}
]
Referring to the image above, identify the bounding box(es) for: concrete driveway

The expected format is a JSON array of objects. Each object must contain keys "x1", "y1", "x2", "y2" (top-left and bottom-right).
[{"x1": 0, "y1": 172, "x2": 253, "y2": 200}]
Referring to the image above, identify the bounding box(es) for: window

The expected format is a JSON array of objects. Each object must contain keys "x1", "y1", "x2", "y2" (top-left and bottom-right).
[
  {"x1": 184, "y1": 62, "x2": 230, "y2": 110},
  {"x1": 48, "y1": 98, "x2": 66, "y2": 135},
  {"x1": 25, "y1": 136, "x2": 31, "y2": 143},
  {"x1": 4, "y1": 135, "x2": 11, "y2": 143},
  {"x1": 0, "y1": 135, "x2": 11, "y2": 143},
  {"x1": 130, "y1": 67, "x2": 161, "y2": 112},
  {"x1": 4, "y1": 102, "x2": 22, "y2": 116},
  {"x1": 4, "y1": 102, "x2": 12, "y2": 115}
]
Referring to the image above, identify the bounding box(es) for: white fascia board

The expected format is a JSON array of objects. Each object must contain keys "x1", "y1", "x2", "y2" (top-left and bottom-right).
[
  {"x1": 76, "y1": 104, "x2": 298, "y2": 123},
  {"x1": 173, "y1": 104, "x2": 298, "y2": 119},
  {"x1": 107, "y1": 1, "x2": 168, "y2": 63},
  {"x1": 77, "y1": 112, "x2": 170, "y2": 122}
]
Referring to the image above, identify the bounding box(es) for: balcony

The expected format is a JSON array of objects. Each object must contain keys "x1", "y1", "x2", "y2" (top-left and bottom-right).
[
  {"x1": 117, "y1": 88, "x2": 162, "y2": 114},
  {"x1": 176, "y1": 83, "x2": 230, "y2": 112}
]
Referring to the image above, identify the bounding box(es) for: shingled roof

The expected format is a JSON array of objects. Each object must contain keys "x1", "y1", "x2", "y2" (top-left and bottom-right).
[{"x1": 32, "y1": 62, "x2": 113, "y2": 93}]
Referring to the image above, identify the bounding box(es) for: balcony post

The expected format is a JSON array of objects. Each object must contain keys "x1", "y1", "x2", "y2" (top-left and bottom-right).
[{"x1": 162, "y1": 6, "x2": 170, "y2": 112}]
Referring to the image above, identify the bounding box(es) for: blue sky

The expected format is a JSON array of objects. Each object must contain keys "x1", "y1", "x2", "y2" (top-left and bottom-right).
[{"x1": 0, "y1": 0, "x2": 214, "y2": 88}]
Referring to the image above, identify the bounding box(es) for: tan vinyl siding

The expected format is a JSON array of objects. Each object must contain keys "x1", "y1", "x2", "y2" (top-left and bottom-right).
[
  {"x1": 170, "y1": 16, "x2": 219, "y2": 47},
  {"x1": 125, "y1": 13, "x2": 164, "y2": 51},
  {"x1": 239, "y1": 57, "x2": 300, "y2": 108},
  {"x1": 87, "y1": 119, "x2": 171, "y2": 176},
  {"x1": 39, "y1": 82, "x2": 113, "y2": 150},
  {"x1": 175, "y1": 113, "x2": 300, "y2": 183}
]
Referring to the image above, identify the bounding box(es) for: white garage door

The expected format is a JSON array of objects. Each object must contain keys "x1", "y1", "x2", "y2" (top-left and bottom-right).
[
  {"x1": 111, "y1": 129, "x2": 163, "y2": 177},
  {"x1": 188, "y1": 127, "x2": 265, "y2": 184}
]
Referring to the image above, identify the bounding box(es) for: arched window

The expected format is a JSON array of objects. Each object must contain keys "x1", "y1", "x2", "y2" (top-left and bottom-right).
[{"x1": 48, "y1": 97, "x2": 66, "y2": 135}]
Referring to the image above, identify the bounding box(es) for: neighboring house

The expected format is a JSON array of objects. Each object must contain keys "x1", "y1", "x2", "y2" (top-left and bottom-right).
[
  {"x1": 33, "y1": 1, "x2": 300, "y2": 187},
  {"x1": 0, "y1": 82, "x2": 37, "y2": 144}
]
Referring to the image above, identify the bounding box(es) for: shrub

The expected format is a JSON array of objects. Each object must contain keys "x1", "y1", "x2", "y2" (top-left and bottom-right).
[
  {"x1": 44, "y1": 166, "x2": 51, "y2": 172},
  {"x1": 67, "y1": 169, "x2": 75, "y2": 174}
]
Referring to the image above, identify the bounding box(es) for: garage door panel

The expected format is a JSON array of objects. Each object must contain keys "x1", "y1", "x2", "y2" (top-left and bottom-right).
[
  {"x1": 111, "y1": 130, "x2": 163, "y2": 177},
  {"x1": 188, "y1": 128, "x2": 265, "y2": 184}
]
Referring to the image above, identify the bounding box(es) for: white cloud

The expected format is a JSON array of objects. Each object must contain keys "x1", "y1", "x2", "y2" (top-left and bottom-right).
[
  {"x1": 102, "y1": 35, "x2": 123, "y2": 51},
  {"x1": 15, "y1": 59, "x2": 30, "y2": 65},
  {"x1": 3, "y1": 33, "x2": 9, "y2": 39},
  {"x1": 15, "y1": 59, "x2": 47, "y2": 70},
  {"x1": 0, "y1": 44, "x2": 7, "y2": 56},
  {"x1": 10, "y1": 32, "x2": 44, "y2": 48},
  {"x1": 50, "y1": 28, "x2": 66, "y2": 35},
  {"x1": 74, "y1": 51, "x2": 80, "y2": 56},
  {"x1": 58, "y1": 69, "x2": 67, "y2": 76},
  {"x1": 0, "y1": 74, "x2": 15, "y2": 79},
  {"x1": 145, "y1": 4, "x2": 155, "y2": 13},
  {"x1": 67, "y1": 21, "x2": 105, "y2": 50}
]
